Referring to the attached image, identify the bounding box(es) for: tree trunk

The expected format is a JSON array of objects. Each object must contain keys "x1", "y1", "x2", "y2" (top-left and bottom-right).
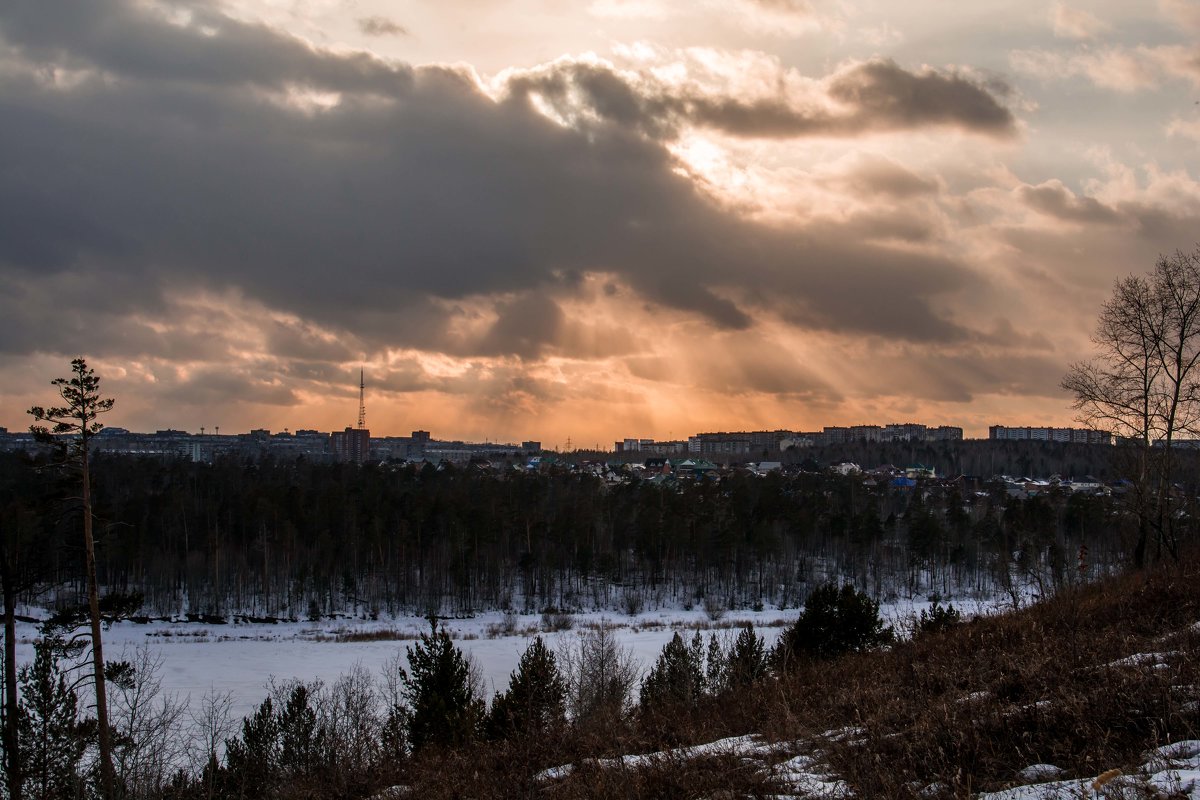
[
  {"x1": 82, "y1": 450, "x2": 116, "y2": 799},
  {"x1": 1, "y1": 529, "x2": 22, "y2": 800}
]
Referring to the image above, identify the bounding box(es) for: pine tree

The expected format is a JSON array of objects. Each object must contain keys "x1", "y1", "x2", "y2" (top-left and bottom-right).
[
  {"x1": 277, "y1": 683, "x2": 324, "y2": 781},
  {"x1": 223, "y1": 697, "x2": 279, "y2": 799},
  {"x1": 487, "y1": 636, "x2": 566, "y2": 739},
  {"x1": 704, "y1": 634, "x2": 726, "y2": 695},
  {"x1": 640, "y1": 632, "x2": 705, "y2": 713},
  {"x1": 16, "y1": 640, "x2": 87, "y2": 800},
  {"x1": 400, "y1": 620, "x2": 484, "y2": 751},
  {"x1": 917, "y1": 594, "x2": 962, "y2": 635},
  {"x1": 724, "y1": 625, "x2": 767, "y2": 690},
  {"x1": 27, "y1": 358, "x2": 117, "y2": 799}
]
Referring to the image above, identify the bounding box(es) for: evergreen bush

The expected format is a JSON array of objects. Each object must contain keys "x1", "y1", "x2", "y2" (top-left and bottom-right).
[
  {"x1": 917, "y1": 594, "x2": 962, "y2": 635},
  {"x1": 775, "y1": 583, "x2": 893, "y2": 665}
]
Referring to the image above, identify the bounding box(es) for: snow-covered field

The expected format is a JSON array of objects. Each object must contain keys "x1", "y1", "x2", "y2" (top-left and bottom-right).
[{"x1": 10, "y1": 598, "x2": 976, "y2": 720}]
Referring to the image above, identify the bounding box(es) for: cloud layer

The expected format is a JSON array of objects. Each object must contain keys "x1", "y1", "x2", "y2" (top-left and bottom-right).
[{"x1": 1, "y1": 0, "x2": 1198, "y2": 442}]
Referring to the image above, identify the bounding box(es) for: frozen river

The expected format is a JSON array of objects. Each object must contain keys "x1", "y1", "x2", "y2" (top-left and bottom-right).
[
  {"x1": 10, "y1": 598, "x2": 970, "y2": 721},
  {"x1": 12, "y1": 609, "x2": 795, "y2": 720}
]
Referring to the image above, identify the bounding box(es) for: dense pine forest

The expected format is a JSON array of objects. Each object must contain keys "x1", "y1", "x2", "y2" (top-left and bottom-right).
[{"x1": 1, "y1": 441, "x2": 1184, "y2": 618}]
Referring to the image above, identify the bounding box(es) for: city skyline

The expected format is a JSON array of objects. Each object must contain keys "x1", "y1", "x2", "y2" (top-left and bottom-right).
[
  {"x1": 3, "y1": 414, "x2": 1113, "y2": 452},
  {"x1": 2, "y1": 1, "x2": 1198, "y2": 444}
]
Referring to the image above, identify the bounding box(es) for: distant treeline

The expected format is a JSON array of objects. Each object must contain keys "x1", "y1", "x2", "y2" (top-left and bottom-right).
[{"x1": 1, "y1": 444, "x2": 1192, "y2": 617}]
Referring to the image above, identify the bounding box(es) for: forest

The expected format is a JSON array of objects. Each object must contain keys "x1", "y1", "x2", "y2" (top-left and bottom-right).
[{"x1": 0, "y1": 442, "x2": 1178, "y2": 620}]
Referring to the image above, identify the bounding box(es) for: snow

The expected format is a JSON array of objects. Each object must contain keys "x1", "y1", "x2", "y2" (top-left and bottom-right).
[
  {"x1": 534, "y1": 732, "x2": 790, "y2": 780},
  {"x1": 978, "y1": 740, "x2": 1200, "y2": 799},
  {"x1": 1104, "y1": 650, "x2": 1179, "y2": 669},
  {"x1": 9, "y1": 593, "x2": 983, "y2": 719},
  {"x1": 535, "y1": 733, "x2": 849, "y2": 798},
  {"x1": 1015, "y1": 764, "x2": 1066, "y2": 782},
  {"x1": 769, "y1": 753, "x2": 851, "y2": 798},
  {"x1": 532, "y1": 733, "x2": 1200, "y2": 800},
  {"x1": 11, "y1": 608, "x2": 791, "y2": 719}
]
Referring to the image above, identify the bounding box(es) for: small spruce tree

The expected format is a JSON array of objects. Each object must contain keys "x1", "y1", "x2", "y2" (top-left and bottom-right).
[
  {"x1": 223, "y1": 697, "x2": 279, "y2": 799},
  {"x1": 704, "y1": 634, "x2": 726, "y2": 695},
  {"x1": 640, "y1": 632, "x2": 705, "y2": 713},
  {"x1": 724, "y1": 625, "x2": 767, "y2": 690},
  {"x1": 486, "y1": 636, "x2": 566, "y2": 739},
  {"x1": 17, "y1": 640, "x2": 87, "y2": 800},
  {"x1": 917, "y1": 594, "x2": 962, "y2": 636},
  {"x1": 776, "y1": 583, "x2": 893, "y2": 665},
  {"x1": 277, "y1": 683, "x2": 325, "y2": 782},
  {"x1": 400, "y1": 619, "x2": 484, "y2": 751}
]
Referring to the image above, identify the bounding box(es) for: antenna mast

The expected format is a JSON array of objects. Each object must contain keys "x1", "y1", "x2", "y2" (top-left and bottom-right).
[{"x1": 357, "y1": 368, "x2": 366, "y2": 430}]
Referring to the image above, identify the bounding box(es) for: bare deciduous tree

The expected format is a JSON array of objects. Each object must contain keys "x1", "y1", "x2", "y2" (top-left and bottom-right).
[
  {"x1": 559, "y1": 621, "x2": 640, "y2": 727},
  {"x1": 1063, "y1": 247, "x2": 1200, "y2": 565},
  {"x1": 111, "y1": 645, "x2": 189, "y2": 797},
  {"x1": 188, "y1": 689, "x2": 235, "y2": 800}
]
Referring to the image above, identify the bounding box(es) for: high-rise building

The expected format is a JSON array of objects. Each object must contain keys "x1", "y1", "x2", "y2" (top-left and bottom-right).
[
  {"x1": 989, "y1": 425, "x2": 1111, "y2": 445},
  {"x1": 333, "y1": 368, "x2": 371, "y2": 463},
  {"x1": 332, "y1": 427, "x2": 370, "y2": 464}
]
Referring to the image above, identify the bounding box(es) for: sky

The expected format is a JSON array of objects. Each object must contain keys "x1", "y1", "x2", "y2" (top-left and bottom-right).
[{"x1": 1, "y1": 0, "x2": 1198, "y2": 446}]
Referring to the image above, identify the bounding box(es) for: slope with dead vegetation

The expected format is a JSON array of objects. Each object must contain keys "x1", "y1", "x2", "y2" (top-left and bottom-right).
[{"x1": 395, "y1": 551, "x2": 1200, "y2": 799}]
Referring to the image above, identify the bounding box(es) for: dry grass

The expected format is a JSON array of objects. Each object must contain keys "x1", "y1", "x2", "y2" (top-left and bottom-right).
[
  {"x1": 763, "y1": 554, "x2": 1200, "y2": 797},
  {"x1": 328, "y1": 628, "x2": 417, "y2": 643},
  {"x1": 356, "y1": 551, "x2": 1200, "y2": 799}
]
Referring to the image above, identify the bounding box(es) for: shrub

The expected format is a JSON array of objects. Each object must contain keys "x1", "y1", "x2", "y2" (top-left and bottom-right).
[
  {"x1": 486, "y1": 609, "x2": 520, "y2": 638},
  {"x1": 541, "y1": 607, "x2": 575, "y2": 632},
  {"x1": 703, "y1": 595, "x2": 727, "y2": 622},
  {"x1": 622, "y1": 589, "x2": 645, "y2": 617},
  {"x1": 775, "y1": 583, "x2": 893, "y2": 665},
  {"x1": 917, "y1": 594, "x2": 962, "y2": 636}
]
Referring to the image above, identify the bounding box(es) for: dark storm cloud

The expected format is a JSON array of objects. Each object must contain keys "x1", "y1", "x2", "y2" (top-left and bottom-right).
[
  {"x1": 0, "y1": 0, "x2": 989, "y2": 371},
  {"x1": 357, "y1": 16, "x2": 408, "y2": 37},
  {"x1": 0, "y1": 267, "x2": 171, "y2": 356},
  {"x1": 482, "y1": 294, "x2": 567, "y2": 359},
  {"x1": 0, "y1": 0, "x2": 411, "y2": 94},
  {"x1": 1017, "y1": 181, "x2": 1123, "y2": 224},
  {"x1": 823, "y1": 60, "x2": 1015, "y2": 136},
  {"x1": 262, "y1": 319, "x2": 360, "y2": 363},
  {"x1": 507, "y1": 58, "x2": 1017, "y2": 139}
]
